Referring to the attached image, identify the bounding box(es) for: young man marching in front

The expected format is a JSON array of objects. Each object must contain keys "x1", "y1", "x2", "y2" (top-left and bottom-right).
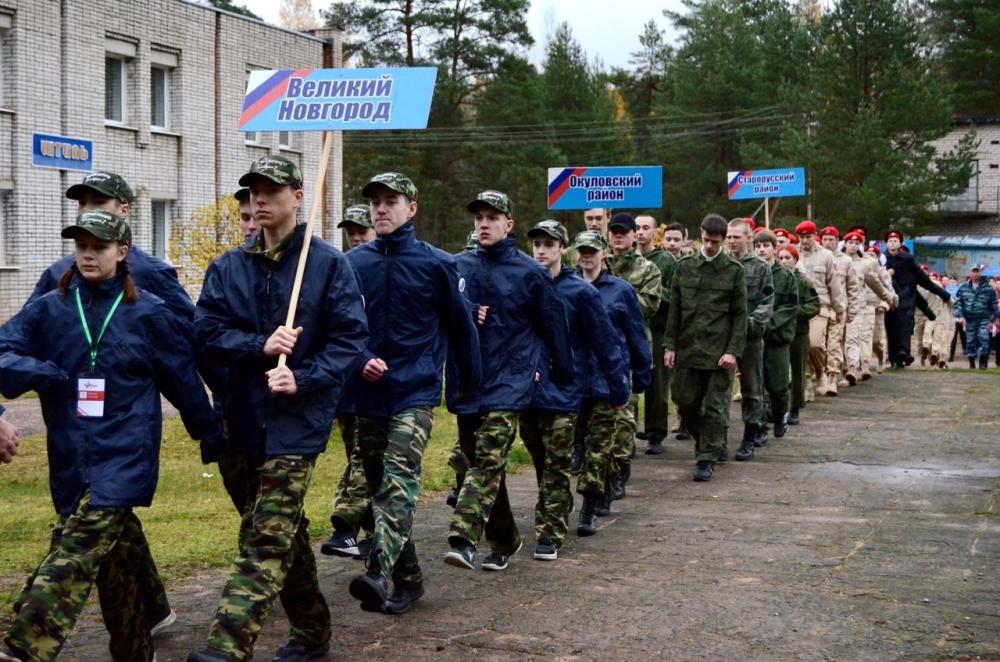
[
  {"x1": 190, "y1": 156, "x2": 369, "y2": 662},
  {"x1": 343, "y1": 173, "x2": 481, "y2": 614},
  {"x1": 445, "y1": 191, "x2": 573, "y2": 572}
]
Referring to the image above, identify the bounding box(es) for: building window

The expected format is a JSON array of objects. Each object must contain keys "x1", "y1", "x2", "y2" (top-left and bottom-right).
[
  {"x1": 279, "y1": 131, "x2": 291, "y2": 149},
  {"x1": 152, "y1": 200, "x2": 171, "y2": 259},
  {"x1": 105, "y1": 56, "x2": 127, "y2": 124},
  {"x1": 151, "y1": 66, "x2": 170, "y2": 130},
  {"x1": 941, "y1": 160, "x2": 979, "y2": 213}
]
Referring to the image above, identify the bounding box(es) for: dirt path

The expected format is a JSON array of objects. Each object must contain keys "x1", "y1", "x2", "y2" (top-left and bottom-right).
[{"x1": 23, "y1": 369, "x2": 1000, "y2": 659}]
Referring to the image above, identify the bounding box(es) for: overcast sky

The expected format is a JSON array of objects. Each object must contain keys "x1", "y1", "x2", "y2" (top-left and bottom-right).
[{"x1": 239, "y1": 0, "x2": 685, "y2": 71}]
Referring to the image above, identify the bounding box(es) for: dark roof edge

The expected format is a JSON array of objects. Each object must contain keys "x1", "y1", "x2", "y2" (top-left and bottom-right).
[{"x1": 177, "y1": 0, "x2": 326, "y2": 43}]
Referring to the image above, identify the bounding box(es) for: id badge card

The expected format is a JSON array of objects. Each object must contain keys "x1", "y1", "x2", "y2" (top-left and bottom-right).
[{"x1": 77, "y1": 377, "x2": 106, "y2": 418}]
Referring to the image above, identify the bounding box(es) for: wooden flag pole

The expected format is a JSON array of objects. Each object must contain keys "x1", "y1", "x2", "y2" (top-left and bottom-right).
[
  {"x1": 278, "y1": 129, "x2": 334, "y2": 368},
  {"x1": 764, "y1": 197, "x2": 771, "y2": 229}
]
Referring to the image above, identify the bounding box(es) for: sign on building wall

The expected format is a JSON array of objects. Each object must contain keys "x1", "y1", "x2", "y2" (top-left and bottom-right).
[
  {"x1": 239, "y1": 67, "x2": 437, "y2": 132},
  {"x1": 547, "y1": 166, "x2": 663, "y2": 210},
  {"x1": 726, "y1": 167, "x2": 806, "y2": 200},
  {"x1": 32, "y1": 133, "x2": 94, "y2": 172}
]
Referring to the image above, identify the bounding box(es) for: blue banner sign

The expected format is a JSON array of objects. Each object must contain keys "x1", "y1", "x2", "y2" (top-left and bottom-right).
[
  {"x1": 727, "y1": 167, "x2": 806, "y2": 200},
  {"x1": 32, "y1": 133, "x2": 93, "y2": 172},
  {"x1": 239, "y1": 67, "x2": 437, "y2": 132},
  {"x1": 547, "y1": 166, "x2": 663, "y2": 210}
]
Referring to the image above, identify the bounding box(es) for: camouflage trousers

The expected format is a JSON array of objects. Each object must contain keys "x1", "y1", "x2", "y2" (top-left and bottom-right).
[
  {"x1": 5, "y1": 490, "x2": 158, "y2": 662},
  {"x1": 790, "y1": 331, "x2": 810, "y2": 411},
  {"x1": 608, "y1": 395, "x2": 638, "y2": 482},
  {"x1": 330, "y1": 415, "x2": 374, "y2": 536},
  {"x1": 355, "y1": 408, "x2": 435, "y2": 586},
  {"x1": 738, "y1": 338, "x2": 766, "y2": 427},
  {"x1": 449, "y1": 410, "x2": 522, "y2": 555},
  {"x1": 518, "y1": 410, "x2": 578, "y2": 547},
  {"x1": 644, "y1": 327, "x2": 670, "y2": 441},
  {"x1": 205, "y1": 455, "x2": 330, "y2": 661},
  {"x1": 575, "y1": 399, "x2": 617, "y2": 497},
  {"x1": 673, "y1": 366, "x2": 735, "y2": 462},
  {"x1": 964, "y1": 317, "x2": 992, "y2": 359}
]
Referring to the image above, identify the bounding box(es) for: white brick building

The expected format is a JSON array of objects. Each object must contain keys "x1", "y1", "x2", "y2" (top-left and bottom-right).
[
  {"x1": 931, "y1": 117, "x2": 1000, "y2": 235},
  {"x1": 0, "y1": 0, "x2": 344, "y2": 321}
]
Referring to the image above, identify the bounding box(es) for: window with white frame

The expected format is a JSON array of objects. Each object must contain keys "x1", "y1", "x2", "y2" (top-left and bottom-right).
[
  {"x1": 278, "y1": 130, "x2": 291, "y2": 149},
  {"x1": 151, "y1": 66, "x2": 170, "y2": 129},
  {"x1": 105, "y1": 55, "x2": 127, "y2": 123},
  {"x1": 151, "y1": 200, "x2": 171, "y2": 259}
]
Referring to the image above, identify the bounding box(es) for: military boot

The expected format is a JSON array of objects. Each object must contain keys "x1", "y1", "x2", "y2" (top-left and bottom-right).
[
  {"x1": 349, "y1": 549, "x2": 388, "y2": 612},
  {"x1": 571, "y1": 436, "x2": 585, "y2": 474},
  {"x1": 980, "y1": 354, "x2": 989, "y2": 369},
  {"x1": 735, "y1": 427, "x2": 755, "y2": 461},
  {"x1": 786, "y1": 409, "x2": 800, "y2": 425},
  {"x1": 596, "y1": 481, "x2": 613, "y2": 517},
  {"x1": 577, "y1": 496, "x2": 598, "y2": 536},
  {"x1": 824, "y1": 373, "x2": 838, "y2": 396},
  {"x1": 754, "y1": 423, "x2": 769, "y2": 447},
  {"x1": 969, "y1": 357, "x2": 977, "y2": 369},
  {"x1": 693, "y1": 460, "x2": 714, "y2": 481},
  {"x1": 773, "y1": 410, "x2": 788, "y2": 438}
]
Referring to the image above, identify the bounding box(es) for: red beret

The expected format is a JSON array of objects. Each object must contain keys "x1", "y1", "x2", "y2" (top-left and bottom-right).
[
  {"x1": 779, "y1": 245, "x2": 799, "y2": 262},
  {"x1": 753, "y1": 226, "x2": 766, "y2": 235},
  {"x1": 843, "y1": 230, "x2": 864, "y2": 243},
  {"x1": 789, "y1": 233, "x2": 799, "y2": 244},
  {"x1": 885, "y1": 230, "x2": 904, "y2": 242},
  {"x1": 773, "y1": 228, "x2": 790, "y2": 238},
  {"x1": 819, "y1": 226, "x2": 840, "y2": 238},
  {"x1": 920, "y1": 263, "x2": 930, "y2": 271},
  {"x1": 866, "y1": 245, "x2": 881, "y2": 256},
  {"x1": 930, "y1": 272, "x2": 939, "y2": 279},
  {"x1": 746, "y1": 218, "x2": 756, "y2": 230},
  {"x1": 795, "y1": 220, "x2": 817, "y2": 235}
]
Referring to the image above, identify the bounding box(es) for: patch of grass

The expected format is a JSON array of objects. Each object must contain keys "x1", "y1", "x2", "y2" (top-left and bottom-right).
[{"x1": 0, "y1": 406, "x2": 536, "y2": 613}]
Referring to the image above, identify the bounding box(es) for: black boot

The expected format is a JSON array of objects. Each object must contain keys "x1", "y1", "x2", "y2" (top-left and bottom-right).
[
  {"x1": 349, "y1": 549, "x2": 389, "y2": 612},
  {"x1": 676, "y1": 424, "x2": 692, "y2": 441},
  {"x1": 718, "y1": 445, "x2": 728, "y2": 463},
  {"x1": 596, "y1": 481, "x2": 613, "y2": 517},
  {"x1": 754, "y1": 424, "x2": 769, "y2": 447},
  {"x1": 611, "y1": 472, "x2": 626, "y2": 501},
  {"x1": 383, "y1": 581, "x2": 425, "y2": 615},
  {"x1": 979, "y1": 354, "x2": 989, "y2": 369},
  {"x1": 969, "y1": 357, "x2": 977, "y2": 369},
  {"x1": 577, "y1": 496, "x2": 598, "y2": 536},
  {"x1": 773, "y1": 411, "x2": 788, "y2": 438},
  {"x1": 645, "y1": 438, "x2": 665, "y2": 455},
  {"x1": 693, "y1": 460, "x2": 714, "y2": 481},
  {"x1": 735, "y1": 427, "x2": 755, "y2": 461},
  {"x1": 787, "y1": 409, "x2": 800, "y2": 425}
]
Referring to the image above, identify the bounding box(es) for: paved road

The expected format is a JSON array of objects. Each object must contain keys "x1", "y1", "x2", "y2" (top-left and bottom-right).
[{"x1": 33, "y1": 370, "x2": 1000, "y2": 659}]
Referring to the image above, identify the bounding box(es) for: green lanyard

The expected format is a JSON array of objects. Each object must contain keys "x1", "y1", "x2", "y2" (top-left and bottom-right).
[{"x1": 74, "y1": 287, "x2": 124, "y2": 373}]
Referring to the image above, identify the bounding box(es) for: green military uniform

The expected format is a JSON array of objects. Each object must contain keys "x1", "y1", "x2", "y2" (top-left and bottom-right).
[
  {"x1": 737, "y1": 253, "x2": 774, "y2": 433},
  {"x1": 519, "y1": 411, "x2": 577, "y2": 547},
  {"x1": 665, "y1": 251, "x2": 747, "y2": 465},
  {"x1": 642, "y1": 247, "x2": 677, "y2": 444},
  {"x1": 607, "y1": 250, "x2": 660, "y2": 487},
  {"x1": 329, "y1": 415, "x2": 373, "y2": 541},
  {"x1": 763, "y1": 263, "x2": 799, "y2": 422},
  {"x1": 790, "y1": 273, "x2": 821, "y2": 415}
]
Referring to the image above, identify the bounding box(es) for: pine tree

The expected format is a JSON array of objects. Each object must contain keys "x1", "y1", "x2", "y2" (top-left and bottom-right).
[{"x1": 929, "y1": 0, "x2": 1000, "y2": 116}]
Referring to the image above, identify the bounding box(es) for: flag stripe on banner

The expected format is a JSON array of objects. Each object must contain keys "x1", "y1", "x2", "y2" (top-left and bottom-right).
[
  {"x1": 727, "y1": 169, "x2": 751, "y2": 198},
  {"x1": 239, "y1": 69, "x2": 312, "y2": 129},
  {"x1": 548, "y1": 167, "x2": 588, "y2": 207}
]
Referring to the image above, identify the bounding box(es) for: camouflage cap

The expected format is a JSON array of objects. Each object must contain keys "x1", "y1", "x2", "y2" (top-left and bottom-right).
[
  {"x1": 238, "y1": 155, "x2": 303, "y2": 189},
  {"x1": 61, "y1": 209, "x2": 130, "y2": 243},
  {"x1": 527, "y1": 219, "x2": 569, "y2": 246},
  {"x1": 362, "y1": 172, "x2": 418, "y2": 201},
  {"x1": 467, "y1": 190, "x2": 513, "y2": 217},
  {"x1": 66, "y1": 171, "x2": 135, "y2": 204},
  {"x1": 574, "y1": 230, "x2": 609, "y2": 252},
  {"x1": 234, "y1": 187, "x2": 251, "y2": 203},
  {"x1": 465, "y1": 230, "x2": 479, "y2": 250},
  {"x1": 338, "y1": 204, "x2": 373, "y2": 229}
]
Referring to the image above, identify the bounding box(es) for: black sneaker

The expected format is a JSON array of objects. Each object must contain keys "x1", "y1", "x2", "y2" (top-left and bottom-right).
[
  {"x1": 272, "y1": 640, "x2": 331, "y2": 662},
  {"x1": 349, "y1": 564, "x2": 388, "y2": 612},
  {"x1": 320, "y1": 529, "x2": 360, "y2": 558},
  {"x1": 645, "y1": 439, "x2": 665, "y2": 455},
  {"x1": 444, "y1": 541, "x2": 476, "y2": 570},
  {"x1": 693, "y1": 460, "x2": 714, "y2": 482},
  {"x1": 446, "y1": 488, "x2": 459, "y2": 507},
  {"x1": 383, "y1": 582, "x2": 425, "y2": 615},
  {"x1": 717, "y1": 446, "x2": 728, "y2": 463},
  {"x1": 354, "y1": 538, "x2": 372, "y2": 560},
  {"x1": 787, "y1": 409, "x2": 800, "y2": 425},
  {"x1": 482, "y1": 541, "x2": 521, "y2": 571},
  {"x1": 533, "y1": 536, "x2": 558, "y2": 561}
]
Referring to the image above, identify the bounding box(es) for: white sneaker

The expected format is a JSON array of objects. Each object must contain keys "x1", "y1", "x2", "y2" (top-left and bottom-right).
[{"x1": 151, "y1": 608, "x2": 177, "y2": 637}]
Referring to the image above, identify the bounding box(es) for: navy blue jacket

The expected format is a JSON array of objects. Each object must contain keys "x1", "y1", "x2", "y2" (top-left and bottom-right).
[
  {"x1": 446, "y1": 237, "x2": 573, "y2": 415},
  {"x1": 195, "y1": 224, "x2": 369, "y2": 456},
  {"x1": 339, "y1": 223, "x2": 481, "y2": 417},
  {"x1": 28, "y1": 246, "x2": 195, "y2": 321},
  {"x1": 885, "y1": 251, "x2": 950, "y2": 309},
  {"x1": 586, "y1": 269, "x2": 652, "y2": 399},
  {"x1": 0, "y1": 273, "x2": 219, "y2": 515},
  {"x1": 532, "y1": 267, "x2": 630, "y2": 411}
]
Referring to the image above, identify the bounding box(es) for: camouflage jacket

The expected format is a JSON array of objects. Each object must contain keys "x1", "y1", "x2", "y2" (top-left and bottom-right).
[
  {"x1": 664, "y1": 251, "x2": 747, "y2": 369},
  {"x1": 739, "y1": 252, "x2": 774, "y2": 342},
  {"x1": 764, "y1": 262, "x2": 798, "y2": 346},
  {"x1": 608, "y1": 250, "x2": 661, "y2": 321},
  {"x1": 642, "y1": 247, "x2": 677, "y2": 330},
  {"x1": 954, "y1": 280, "x2": 1000, "y2": 320}
]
